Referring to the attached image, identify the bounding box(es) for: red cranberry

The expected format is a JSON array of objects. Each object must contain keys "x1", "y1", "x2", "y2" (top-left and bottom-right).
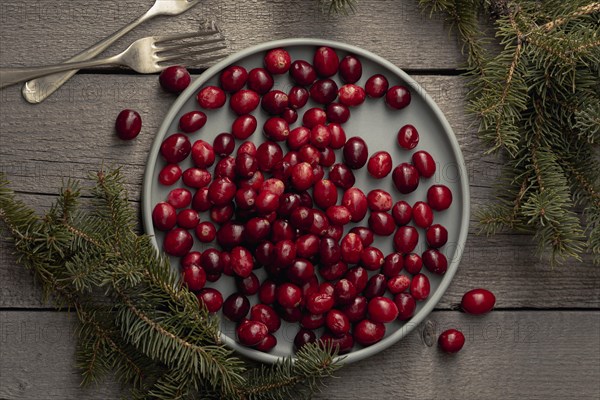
[
  {"x1": 461, "y1": 288, "x2": 496, "y2": 315},
  {"x1": 212, "y1": 133, "x2": 234, "y2": 157},
  {"x1": 296, "y1": 234, "x2": 320, "y2": 259},
  {"x1": 368, "y1": 296, "x2": 399, "y2": 323},
  {"x1": 306, "y1": 292, "x2": 334, "y2": 314},
  {"x1": 197, "y1": 85, "x2": 226, "y2": 109},
  {"x1": 347, "y1": 227, "x2": 372, "y2": 248},
  {"x1": 367, "y1": 151, "x2": 393, "y2": 179},
  {"x1": 288, "y1": 86, "x2": 310, "y2": 109},
  {"x1": 196, "y1": 288, "x2": 223, "y2": 313},
  {"x1": 239, "y1": 170, "x2": 265, "y2": 191},
  {"x1": 413, "y1": 201, "x2": 434, "y2": 228},
  {"x1": 195, "y1": 221, "x2": 216, "y2": 243},
  {"x1": 302, "y1": 107, "x2": 327, "y2": 128},
  {"x1": 210, "y1": 203, "x2": 234, "y2": 224},
  {"x1": 250, "y1": 304, "x2": 281, "y2": 333},
  {"x1": 309, "y1": 210, "x2": 329, "y2": 236},
  {"x1": 278, "y1": 305, "x2": 303, "y2": 322},
  {"x1": 404, "y1": 253, "x2": 423, "y2": 275},
  {"x1": 354, "y1": 319, "x2": 385, "y2": 346},
  {"x1": 163, "y1": 228, "x2": 193, "y2": 256},
  {"x1": 410, "y1": 273, "x2": 430, "y2": 301},
  {"x1": 386, "y1": 85, "x2": 411, "y2": 109},
  {"x1": 412, "y1": 150, "x2": 436, "y2": 178},
  {"x1": 310, "y1": 79, "x2": 338, "y2": 104},
  {"x1": 312, "y1": 179, "x2": 337, "y2": 209},
  {"x1": 219, "y1": 65, "x2": 248, "y2": 92},
  {"x1": 290, "y1": 206, "x2": 314, "y2": 231},
  {"x1": 426, "y1": 224, "x2": 448, "y2": 248},
  {"x1": 320, "y1": 332, "x2": 354, "y2": 354},
  {"x1": 277, "y1": 283, "x2": 303, "y2": 308},
  {"x1": 427, "y1": 185, "x2": 453, "y2": 211},
  {"x1": 237, "y1": 141, "x2": 257, "y2": 157},
  {"x1": 200, "y1": 248, "x2": 223, "y2": 275},
  {"x1": 217, "y1": 222, "x2": 244, "y2": 249},
  {"x1": 324, "y1": 224, "x2": 343, "y2": 241},
  {"x1": 287, "y1": 127, "x2": 310, "y2": 150},
  {"x1": 387, "y1": 274, "x2": 411, "y2": 294},
  {"x1": 264, "y1": 48, "x2": 291, "y2": 74},
  {"x1": 261, "y1": 178, "x2": 285, "y2": 196},
  {"x1": 254, "y1": 190, "x2": 279, "y2": 215},
  {"x1": 393, "y1": 226, "x2": 419, "y2": 254},
  {"x1": 115, "y1": 109, "x2": 142, "y2": 140},
  {"x1": 365, "y1": 74, "x2": 389, "y2": 98},
  {"x1": 230, "y1": 246, "x2": 254, "y2": 278},
  {"x1": 299, "y1": 144, "x2": 321, "y2": 165},
  {"x1": 294, "y1": 328, "x2": 317, "y2": 350},
  {"x1": 326, "y1": 102, "x2": 350, "y2": 123},
  {"x1": 237, "y1": 320, "x2": 268, "y2": 346},
  {"x1": 367, "y1": 189, "x2": 393, "y2": 212},
  {"x1": 182, "y1": 264, "x2": 206, "y2": 293},
  {"x1": 326, "y1": 205, "x2": 352, "y2": 226},
  {"x1": 235, "y1": 153, "x2": 258, "y2": 178},
  {"x1": 182, "y1": 168, "x2": 211, "y2": 189},
  {"x1": 319, "y1": 237, "x2": 342, "y2": 265},
  {"x1": 301, "y1": 275, "x2": 320, "y2": 298},
  {"x1": 287, "y1": 259, "x2": 315, "y2": 285},
  {"x1": 328, "y1": 123, "x2": 347, "y2": 149},
  {"x1": 397, "y1": 124, "x2": 419, "y2": 149},
  {"x1": 214, "y1": 156, "x2": 236, "y2": 179},
  {"x1": 394, "y1": 293, "x2": 417, "y2": 320},
  {"x1": 158, "y1": 164, "x2": 181, "y2": 186},
  {"x1": 274, "y1": 239, "x2": 297, "y2": 267},
  {"x1": 368, "y1": 212, "x2": 396, "y2": 236},
  {"x1": 282, "y1": 107, "x2": 298, "y2": 124},
  {"x1": 263, "y1": 117, "x2": 290, "y2": 141},
  {"x1": 340, "y1": 233, "x2": 363, "y2": 264},
  {"x1": 152, "y1": 202, "x2": 177, "y2": 231},
  {"x1": 223, "y1": 293, "x2": 250, "y2": 322},
  {"x1": 262, "y1": 90, "x2": 289, "y2": 114},
  {"x1": 236, "y1": 272, "x2": 260, "y2": 295},
  {"x1": 382, "y1": 252, "x2": 404, "y2": 277},
  {"x1": 159, "y1": 65, "x2": 190, "y2": 93},
  {"x1": 291, "y1": 162, "x2": 314, "y2": 191},
  {"x1": 179, "y1": 111, "x2": 207, "y2": 133},
  {"x1": 438, "y1": 329, "x2": 465, "y2": 353},
  {"x1": 207, "y1": 177, "x2": 235, "y2": 206},
  {"x1": 360, "y1": 247, "x2": 385, "y2": 270},
  {"x1": 310, "y1": 124, "x2": 331, "y2": 149},
  {"x1": 230, "y1": 89, "x2": 260, "y2": 115},
  {"x1": 247, "y1": 67, "x2": 274, "y2": 94},
  {"x1": 343, "y1": 137, "x2": 368, "y2": 169},
  {"x1": 244, "y1": 217, "x2": 272, "y2": 244},
  {"x1": 326, "y1": 309, "x2": 351, "y2": 335},
  {"x1": 392, "y1": 201, "x2": 412, "y2": 226},
  {"x1": 231, "y1": 114, "x2": 257, "y2": 139},
  {"x1": 290, "y1": 60, "x2": 317, "y2": 85},
  {"x1": 160, "y1": 133, "x2": 190, "y2": 163},
  {"x1": 334, "y1": 279, "x2": 357, "y2": 305},
  {"x1": 177, "y1": 209, "x2": 200, "y2": 229},
  {"x1": 339, "y1": 55, "x2": 362, "y2": 83},
  {"x1": 191, "y1": 140, "x2": 215, "y2": 168},
  {"x1": 277, "y1": 193, "x2": 301, "y2": 217},
  {"x1": 342, "y1": 187, "x2": 367, "y2": 222},
  {"x1": 167, "y1": 188, "x2": 191, "y2": 209},
  {"x1": 192, "y1": 188, "x2": 211, "y2": 211},
  {"x1": 255, "y1": 334, "x2": 277, "y2": 352},
  {"x1": 341, "y1": 295, "x2": 367, "y2": 323},
  {"x1": 345, "y1": 266, "x2": 369, "y2": 293},
  {"x1": 258, "y1": 280, "x2": 277, "y2": 304},
  {"x1": 313, "y1": 46, "x2": 339, "y2": 77},
  {"x1": 338, "y1": 84, "x2": 366, "y2": 107},
  {"x1": 364, "y1": 273, "x2": 387, "y2": 299},
  {"x1": 392, "y1": 162, "x2": 420, "y2": 194}
]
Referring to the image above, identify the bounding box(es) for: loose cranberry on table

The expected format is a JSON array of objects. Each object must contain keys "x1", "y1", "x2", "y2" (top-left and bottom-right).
[
  {"x1": 263, "y1": 117, "x2": 290, "y2": 141},
  {"x1": 365, "y1": 74, "x2": 389, "y2": 98},
  {"x1": 230, "y1": 246, "x2": 254, "y2": 278},
  {"x1": 255, "y1": 334, "x2": 277, "y2": 352},
  {"x1": 367, "y1": 151, "x2": 393, "y2": 179},
  {"x1": 386, "y1": 85, "x2": 411, "y2": 109},
  {"x1": 182, "y1": 167, "x2": 211, "y2": 189},
  {"x1": 236, "y1": 272, "x2": 261, "y2": 295},
  {"x1": 397, "y1": 124, "x2": 419, "y2": 150},
  {"x1": 368, "y1": 211, "x2": 396, "y2": 236},
  {"x1": 250, "y1": 304, "x2": 281, "y2": 333},
  {"x1": 277, "y1": 282, "x2": 303, "y2": 308},
  {"x1": 438, "y1": 329, "x2": 465, "y2": 353},
  {"x1": 197, "y1": 85, "x2": 226, "y2": 109},
  {"x1": 158, "y1": 164, "x2": 182, "y2": 187},
  {"x1": 461, "y1": 288, "x2": 496, "y2": 315},
  {"x1": 427, "y1": 184, "x2": 453, "y2": 211},
  {"x1": 159, "y1": 65, "x2": 191, "y2": 94},
  {"x1": 179, "y1": 111, "x2": 207, "y2": 134},
  {"x1": 115, "y1": 109, "x2": 142, "y2": 140}
]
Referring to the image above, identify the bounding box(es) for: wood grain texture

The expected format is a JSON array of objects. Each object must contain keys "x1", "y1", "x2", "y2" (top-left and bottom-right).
[
  {"x1": 1, "y1": 310, "x2": 598, "y2": 400},
  {"x1": 0, "y1": 0, "x2": 463, "y2": 70}
]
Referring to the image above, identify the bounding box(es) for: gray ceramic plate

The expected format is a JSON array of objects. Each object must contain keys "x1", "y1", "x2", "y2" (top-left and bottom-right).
[{"x1": 142, "y1": 38, "x2": 470, "y2": 364}]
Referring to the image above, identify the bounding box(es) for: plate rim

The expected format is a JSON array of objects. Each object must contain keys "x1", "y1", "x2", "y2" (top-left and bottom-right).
[{"x1": 142, "y1": 38, "x2": 471, "y2": 365}]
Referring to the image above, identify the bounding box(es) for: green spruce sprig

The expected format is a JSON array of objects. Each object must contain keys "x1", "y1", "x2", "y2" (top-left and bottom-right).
[{"x1": 0, "y1": 169, "x2": 341, "y2": 399}]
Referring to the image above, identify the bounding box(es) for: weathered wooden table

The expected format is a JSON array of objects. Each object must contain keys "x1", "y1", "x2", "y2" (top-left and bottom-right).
[{"x1": 1, "y1": 1, "x2": 599, "y2": 399}]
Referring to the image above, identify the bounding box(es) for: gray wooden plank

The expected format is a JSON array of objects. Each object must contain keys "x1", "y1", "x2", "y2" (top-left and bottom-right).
[
  {"x1": 0, "y1": 0, "x2": 462, "y2": 70},
  {"x1": 0, "y1": 310, "x2": 598, "y2": 399}
]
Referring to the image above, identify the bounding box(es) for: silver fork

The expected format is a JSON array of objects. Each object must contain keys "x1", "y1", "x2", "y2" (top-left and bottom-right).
[
  {"x1": 0, "y1": 30, "x2": 227, "y2": 89},
  {"x1": 22, "y1": 0, "x2": 202, "y2": 104}
]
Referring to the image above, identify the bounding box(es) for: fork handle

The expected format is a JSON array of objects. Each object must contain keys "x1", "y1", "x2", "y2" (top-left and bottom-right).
[
  {"x1": 21, "y1": 12, "x2": 153, "y2": 104},
  {"x1": 1, "y1": 56, "x2": 122, "y2": 90}
]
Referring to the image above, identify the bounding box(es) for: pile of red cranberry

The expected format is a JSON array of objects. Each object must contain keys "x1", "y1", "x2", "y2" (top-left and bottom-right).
[{"x1": 151, "y1": 46, "x2": 456, "y2": 354}]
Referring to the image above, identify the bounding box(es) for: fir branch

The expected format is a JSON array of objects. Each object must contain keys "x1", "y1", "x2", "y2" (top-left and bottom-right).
[{"x1": 539, "y1": 2, "x2": 600, "y2": 32}]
